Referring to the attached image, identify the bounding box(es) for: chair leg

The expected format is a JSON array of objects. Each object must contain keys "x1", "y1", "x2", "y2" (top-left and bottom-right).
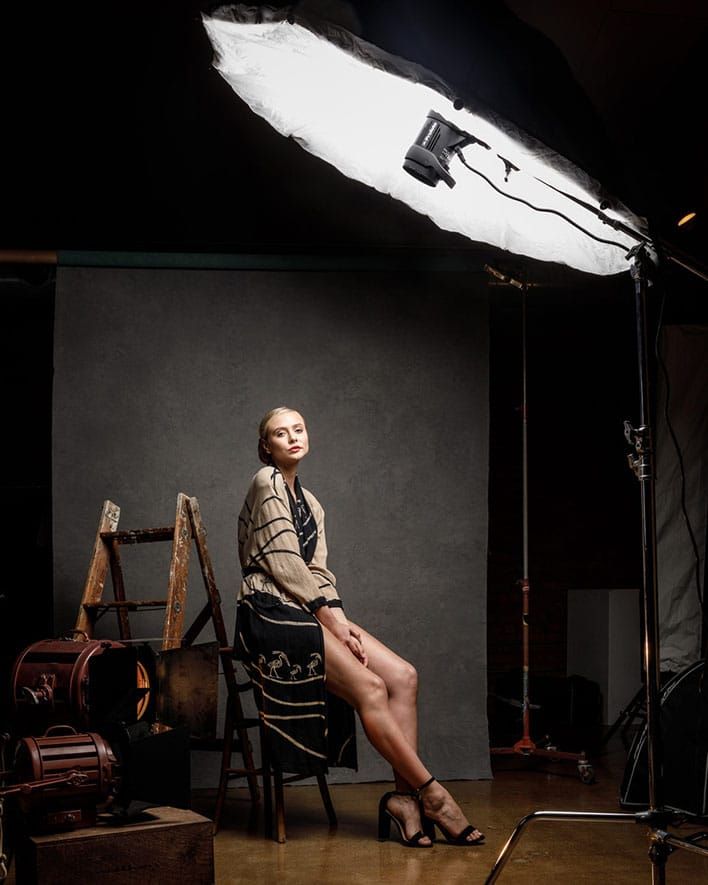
[
  {"x1": 261, "y1": 725, "x2": 285, "y2": 842},
  {"x1": 213, "y1": 695, "x2": 236, "y2": 834},
  {"x1": 230, "y1": 687, "x2": 260, "y2": 804},
  {"x1": 274, "y1": 767, "x2": 286, "y2": 844},
  {"x1": 260, "y1": 723, "x2": 274, "y2": 840},
  {"x1": 316, "y1": 773, "x2": 337, "y2": 828},
  {"x1": 259, "y1": 727, "x2": 337, "y2": 842}
]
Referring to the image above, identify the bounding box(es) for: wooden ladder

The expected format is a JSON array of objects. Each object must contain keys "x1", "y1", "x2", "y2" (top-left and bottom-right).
[{"x1": 75, "y1": 493, "x2": 262, "y2": 817}]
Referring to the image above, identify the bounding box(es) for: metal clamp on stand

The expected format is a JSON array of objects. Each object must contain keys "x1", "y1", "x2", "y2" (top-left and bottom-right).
[{"x1": 624, "y1": 420, "x2": 652, "y2": 481}]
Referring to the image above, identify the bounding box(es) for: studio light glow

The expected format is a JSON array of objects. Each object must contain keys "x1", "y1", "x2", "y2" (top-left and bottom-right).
[
  {"x1": 203, "y1": 6, "x2": 649, "y2": 276},
  {"x1": 677, "y1": 211, "x2": 697, "y2": 227}
]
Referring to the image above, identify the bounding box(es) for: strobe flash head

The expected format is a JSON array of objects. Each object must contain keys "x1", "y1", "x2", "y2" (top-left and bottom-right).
[{"x1": 403, "y1": 111, "x2": 475, "y2": 188}]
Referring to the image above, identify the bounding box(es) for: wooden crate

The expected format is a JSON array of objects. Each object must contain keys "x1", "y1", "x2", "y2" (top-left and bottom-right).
[{"x1": 16, "y1": 806, "x2": 214, "y2": 885}]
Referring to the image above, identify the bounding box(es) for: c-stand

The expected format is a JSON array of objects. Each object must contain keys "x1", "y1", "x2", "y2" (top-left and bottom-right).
[{"x1": 485, "y1": 243, "x2": 708, "y2": 884}]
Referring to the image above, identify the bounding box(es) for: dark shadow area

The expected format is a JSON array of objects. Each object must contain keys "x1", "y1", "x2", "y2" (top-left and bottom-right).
[{"x1": 0, "y1": 266, "x2": 54, "y2": 732}]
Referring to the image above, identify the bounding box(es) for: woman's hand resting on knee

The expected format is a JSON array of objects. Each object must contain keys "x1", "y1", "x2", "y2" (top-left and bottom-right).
[
  {"x1": 316, "y1": 606, "x2": 368, "y2": 666},
  {"x1": 344, "y1": 625, "x2": 367, "y2": 666}
]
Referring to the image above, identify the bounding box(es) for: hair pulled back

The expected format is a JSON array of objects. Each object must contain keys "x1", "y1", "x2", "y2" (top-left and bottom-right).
[{"x1": 258, "y1": 406, "x2": 298, "y2": 465}]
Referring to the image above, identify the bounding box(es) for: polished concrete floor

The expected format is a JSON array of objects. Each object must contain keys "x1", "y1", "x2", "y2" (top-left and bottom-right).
[{"x1": 195, "y1": 736, "x2": 708, "y2": 885}]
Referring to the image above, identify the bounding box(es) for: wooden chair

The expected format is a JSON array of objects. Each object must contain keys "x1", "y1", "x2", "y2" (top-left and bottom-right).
[{"x1": 216, "y1": 653, "x2": 337, "y2": 843}]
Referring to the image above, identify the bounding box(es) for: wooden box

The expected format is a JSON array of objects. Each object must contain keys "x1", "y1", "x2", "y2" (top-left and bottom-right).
[{"x1": 16, "y1": 806, "x2": 214, "y2": 885}]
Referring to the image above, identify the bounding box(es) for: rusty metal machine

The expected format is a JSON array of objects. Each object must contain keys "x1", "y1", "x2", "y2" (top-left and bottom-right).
[
  {"x1": 9, "y1": 726, "x2": 121, "y2": 831},
  {"x1": 10, "y1": 635, "x2": 152, "y2": 735}
]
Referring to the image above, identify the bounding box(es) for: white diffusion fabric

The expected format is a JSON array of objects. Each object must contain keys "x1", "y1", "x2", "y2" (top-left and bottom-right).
[{"x1": 202, "y1": 6, "x2": 648, "y2": 275}]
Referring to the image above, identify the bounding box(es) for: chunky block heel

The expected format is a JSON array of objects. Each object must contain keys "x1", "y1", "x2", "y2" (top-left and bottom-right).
[{"x1": 377, "y1": 796, "x2": 392, "y2": 841}]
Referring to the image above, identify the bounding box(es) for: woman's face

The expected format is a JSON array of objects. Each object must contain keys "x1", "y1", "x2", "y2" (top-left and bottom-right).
[{"x1": 264, "y1": 410, "x2": 309, "y2": 471}]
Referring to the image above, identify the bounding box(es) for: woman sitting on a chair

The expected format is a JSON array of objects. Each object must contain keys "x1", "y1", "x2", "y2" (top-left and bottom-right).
[{"x1": 234, "y1": 406, "x2": 484, "y2": 847}]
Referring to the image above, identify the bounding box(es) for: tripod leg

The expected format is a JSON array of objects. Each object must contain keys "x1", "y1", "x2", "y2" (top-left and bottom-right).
[{"x1": 484, "y1": 810, "x2": 635, "y2": 884}]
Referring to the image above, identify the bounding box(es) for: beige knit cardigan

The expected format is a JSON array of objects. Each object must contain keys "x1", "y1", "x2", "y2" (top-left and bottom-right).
[{"x1": 237, "y1": 466, "x2": 342, "y2": 613}]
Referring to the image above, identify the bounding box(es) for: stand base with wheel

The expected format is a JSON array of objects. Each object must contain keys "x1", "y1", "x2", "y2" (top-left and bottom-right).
[{"x1": 491, "y1": 740, "x2": 595, "y2": 784}]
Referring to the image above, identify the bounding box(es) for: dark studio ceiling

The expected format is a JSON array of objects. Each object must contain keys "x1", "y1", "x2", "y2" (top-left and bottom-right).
[{"x1": 3, "y1": 0, "x2": 708, "y2": 287}]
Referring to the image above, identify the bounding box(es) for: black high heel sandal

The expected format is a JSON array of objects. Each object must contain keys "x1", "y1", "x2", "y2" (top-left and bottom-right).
[
  {"x1": 415, "y1": 776, "x2": 485, "y2": 846},
  {"x1": 377, "y1": 790, "x2": 434, "y2": 848}
]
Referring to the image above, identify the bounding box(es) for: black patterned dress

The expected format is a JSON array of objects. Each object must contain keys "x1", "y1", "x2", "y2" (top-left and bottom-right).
[{"x1": 234, "y1": 466, "x2": 357, "y2": 775}]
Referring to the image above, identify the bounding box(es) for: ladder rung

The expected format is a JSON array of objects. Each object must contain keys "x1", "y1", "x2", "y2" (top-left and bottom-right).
[
  {"x1": 84, "y1": 600, "x2": 168, "y2": 610},
  {"x1": 100, "y1": 527, "x2": 178, "y2": 544}
]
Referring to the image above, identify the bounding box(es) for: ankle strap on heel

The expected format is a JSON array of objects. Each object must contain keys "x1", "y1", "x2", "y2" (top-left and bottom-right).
[{"x1": 414, "y1": 776, "x2": 436, "y2": 797}]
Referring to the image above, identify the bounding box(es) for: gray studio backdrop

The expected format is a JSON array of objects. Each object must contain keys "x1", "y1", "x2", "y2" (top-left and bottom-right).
[{"x1": 53, "y1": 264, "x2": 491, "y2": 784}]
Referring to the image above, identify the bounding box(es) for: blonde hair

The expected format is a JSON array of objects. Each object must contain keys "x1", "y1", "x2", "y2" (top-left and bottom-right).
[{"x1": 258, "y1": 406, "x2": 299, "y2": 465}]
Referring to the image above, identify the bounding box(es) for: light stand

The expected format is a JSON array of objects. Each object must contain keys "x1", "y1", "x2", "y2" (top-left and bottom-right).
[
  {"x1": 486, "y1": 264, "x2": 594, "y2": 784},
  {"x1": 485, "y1": 243, "x2": 708, "y2": 884}
]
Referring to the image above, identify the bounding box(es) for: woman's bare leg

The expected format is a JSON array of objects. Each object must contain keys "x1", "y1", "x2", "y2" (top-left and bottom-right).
[
  {"x1": 345, "y1": 622, "x2": 426, "y2": 838},
  {"x1": 348, "y1": 622, "x2": 419, "y2": 788},
  {"x1": 322, "y1": 627, "x2": 482, "y2": 843},
  {"x1": 322, "y1": 627, "x2": 430, "y2": 789}
]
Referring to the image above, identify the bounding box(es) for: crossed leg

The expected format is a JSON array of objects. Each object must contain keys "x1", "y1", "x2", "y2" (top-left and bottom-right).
[
  {"x1": 321, "y1": 621, "x2": 483, "y2": 843},
  {"x1": 348, "y1": 622, "x2": 428, "y2": 841}
]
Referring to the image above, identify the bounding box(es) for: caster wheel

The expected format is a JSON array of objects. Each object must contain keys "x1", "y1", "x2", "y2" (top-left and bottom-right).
[{"x1": 578, "y1": 763, "x2": 595, "y2": 784}]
